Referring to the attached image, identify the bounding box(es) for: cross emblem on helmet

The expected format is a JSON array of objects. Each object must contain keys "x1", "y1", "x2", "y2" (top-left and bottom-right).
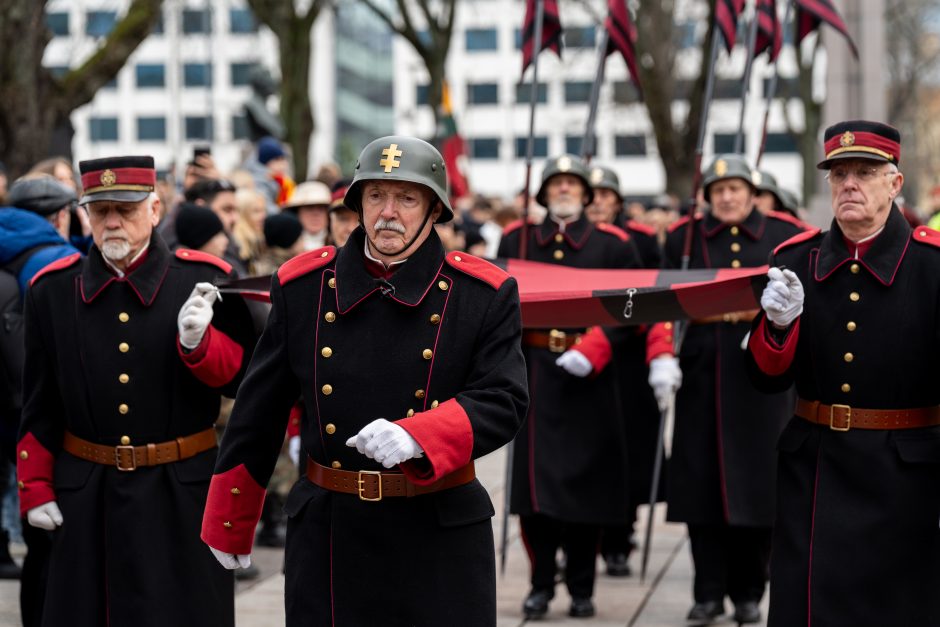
[{"x1": 379, "y1": 144, "x2": 403, "y2": 173}]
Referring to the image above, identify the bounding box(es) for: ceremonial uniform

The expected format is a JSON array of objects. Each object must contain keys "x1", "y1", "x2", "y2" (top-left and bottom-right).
[{"x1": 747, "y1": 121, "x2": 940, "y2": 626}]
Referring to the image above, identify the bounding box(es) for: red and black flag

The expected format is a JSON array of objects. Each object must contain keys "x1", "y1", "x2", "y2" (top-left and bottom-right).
[
  {"x1": 604, "y1": 0, "x2": 642, "y2": 95},
  {"x1": 794, "y1": 0, "x2": 859, "y2": 59},
  {"x1": 754, "y1": 0, "x2": 782, "y2": 61},
  {"x1": 716, "y1": 0, "x2": 746, "y2": 54},
  {"x1": 520, "y1": 0, "x2": 563, "y2": 75}
]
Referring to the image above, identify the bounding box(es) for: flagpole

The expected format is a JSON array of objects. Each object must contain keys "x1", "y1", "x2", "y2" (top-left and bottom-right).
[
  {"x1": 519, "y1": 0, "x2": 545, "y2": 262},
  {"x1": 756, "y1": 0, "x2": 794, "y2": 167},
  {"x1": 734, "y1": 0, "x2": 761, "y2": 154},
  {"x1": 581, "y1": 28, "x2": 610, "y2": 165}
]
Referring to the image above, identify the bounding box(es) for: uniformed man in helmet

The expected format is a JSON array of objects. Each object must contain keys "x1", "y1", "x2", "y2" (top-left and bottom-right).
[
  {"x1": 646, "y1": 154, "x2": 810, "y2": 625},
  {"x1": 499, "y1": 155, "x2": 643, "y2": 619},
  {"x1": 203, "y1": 136, "x2": 528, "y2": 626}
]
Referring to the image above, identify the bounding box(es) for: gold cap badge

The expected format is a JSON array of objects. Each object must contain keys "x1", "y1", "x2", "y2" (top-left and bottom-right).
[
  {"x1": 379, "y1": 143, "x2": 403, "y2": 174},
  {"x1": 751, "y1": 171, "x2": 763, "y2": 186},
  {"x1": 840, "y1": 131, "x2": 855, "y2": 147},
  {"x1": 715, "y1": 159, "x2": 728, "y2": 177},
  {"x1": 557, "y1": 156, "x2": 572, "y2": 172},
  {"x1": 590, "y1": 168, "x2": 604, "y2": 184},
  {"x1": 100, "y1": 169, "x2": 117, "y2": 187}
]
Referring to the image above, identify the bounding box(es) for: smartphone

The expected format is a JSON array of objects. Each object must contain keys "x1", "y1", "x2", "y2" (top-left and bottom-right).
[{"x1": 193, "y1": 146, "x2": 211, "y2": 161}]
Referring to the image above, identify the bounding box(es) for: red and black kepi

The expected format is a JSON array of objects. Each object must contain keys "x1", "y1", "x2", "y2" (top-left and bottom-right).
[
  {"x1": 78, "y1": 155, "x2": 156, "y2": 205},
  {"x1": 818, "y1": 120, "x2": 900, "y2": 170}
]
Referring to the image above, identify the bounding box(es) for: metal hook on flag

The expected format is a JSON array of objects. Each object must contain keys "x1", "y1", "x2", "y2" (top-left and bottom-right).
[{"x1": 622, "y1": 288, "x2": 637, "y2": 319}]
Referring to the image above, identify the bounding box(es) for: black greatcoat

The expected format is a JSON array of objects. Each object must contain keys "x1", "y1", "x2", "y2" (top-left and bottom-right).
[
  {"x1": 747, "y1": 207, "x2": 940, "y2": 627},
  {"x1": 203, "y1": 227, "x2": 527, "y2": 627},
  {"x1": 661, "y1": 209, "x2": 803, "y2": 525},
  {"x1": 16, "y1": 235, "x2": 256, "y2": 627},
  {"x1": 499, "y1": 215, "x2": 643, "y2": 524}
]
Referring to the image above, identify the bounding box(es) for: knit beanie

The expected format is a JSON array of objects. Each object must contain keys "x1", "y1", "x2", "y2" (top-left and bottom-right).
[
  {"x1": 175, "y1": 203, "x2": 225, "y2": 250},
  {"x1": 258, "y1": 137, "x2": 286, "y2": 165},
  {"x1": 264, "y1": 212, "x2": 303, "y2": 249}
]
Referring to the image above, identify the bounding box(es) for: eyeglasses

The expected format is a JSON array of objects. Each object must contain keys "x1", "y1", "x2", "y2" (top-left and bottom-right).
[{"x1": 826, "y1": 164, "x2": 897, "y2": 185}]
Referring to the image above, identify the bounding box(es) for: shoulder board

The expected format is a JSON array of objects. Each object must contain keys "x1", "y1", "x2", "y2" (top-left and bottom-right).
[
  {"x1": 913, "y1": 226, "x2": 940, "y2": 249},
  {"x1": 277, "y1": 246, "x2": 336, "y2": 286},
  {"x1": 175, "y1": 249, "x2": 232, "y2": 274},
  {"x1": 594, "y1": 222, "x2": 630, "y2": 242},
  {"x1": 29, "y1": 252, "x2": 81, "y2": 287},
  {"x1": 666, "y1": 212, "x2": 704, "y2": 234},
  {"x1": 772, "y1": 228, "x2": 823, "y2": 256},
  {"x1": 767, "y1": 210, "x2": 811, "y2": 230},
  {"x1": 444, "y1": 251, "x2": 509, "y2": 290},
  {"x1": 626, "y1": 220, "x2": 656, "y2": 237},
  {"x1": 502, "y1": 218, "x2": 536, "y2": 236}
]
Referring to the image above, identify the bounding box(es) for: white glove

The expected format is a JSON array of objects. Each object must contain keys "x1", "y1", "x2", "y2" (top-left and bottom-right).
[
  {"x1": 209, "y1": 546, "x2": 251, "y2": 570},
  {"x1": 761, "y1": 267, "x2": 804, "y2": 328},
  {"x1": 178, "y1": 282, "x2": 220, "y2": 350},
  {"x1": 27, "y1": 501, "x2": 63, "y2": 531},
  {"x1": 648, "y1": 356, "x2": 682, "y2": 412},
  {"x1": 555, "y1": 350, "x2": 593, "y2": 378},
  {"x1": 345, "y1": 418, "x2": 424, "y2": 469},
  {"x1": 288, "y1": 435, "x2": 301, "y2": 466}
]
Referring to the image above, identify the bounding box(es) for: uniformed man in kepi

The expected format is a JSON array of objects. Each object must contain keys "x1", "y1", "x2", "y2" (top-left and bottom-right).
[
  {"x1": 15, "y1": 155, "x2": 257, "y2": 627},
  {"x1": 748, "y1": 121, "x2": 940, "y2": 626},
  {"x1": 202, "y1": 136, "x2": 528, "y2": 627},
  {"x1": 646, "y1": 154, "x2": 810, "y2": 625},
  {"x1": 499, "y1": 155, "x2": 643, "y2": 619}
]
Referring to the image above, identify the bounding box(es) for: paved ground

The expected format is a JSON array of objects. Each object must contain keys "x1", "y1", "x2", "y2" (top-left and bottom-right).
[{"x1": 0, "y1": 445, "x2": 768, "y2": 626}]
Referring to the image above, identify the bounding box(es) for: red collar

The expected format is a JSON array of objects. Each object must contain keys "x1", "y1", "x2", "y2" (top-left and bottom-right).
[{"x1": 841, "y1": 230, "x2": 881, "y2": 259}]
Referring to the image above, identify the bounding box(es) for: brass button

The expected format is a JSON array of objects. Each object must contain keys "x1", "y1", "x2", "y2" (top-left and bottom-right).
[
  {"x1": 181, "y1": 251, "x2": 190, "y2": 257},
  {"x1": 665, "y1": 336, "x2": 673, "y2": 343},
  {"x1": 730, "y1": 226, "x2": 740, "y2": 236},
  {"x1": 849, "y1": 292, "x2": 860, "y2": 302},
  {"x1": 406, "y1": 409, "x2": 415, "y2": 417},
  {"x1": 454, "y1": 255, "x2": 462, "y2": 262},
  {"x1": 730, "y1": 242, "x2": 741, "y2": 253},
  {"x1": 431, "y1": 400, "x2": 439, "y2": 409},
  {"x1": 322, "y1": 384, "x2": 333, "y2": 396},
  {"x1": 118, "y1": 403, "x2": 129, "y2": 414},
  {"x1": 320, "y1": 251, "x2": 329, "y2": 258},
  {"x1": 429, "y1": 314, "x2": 441, "y2": 325},
  {"x1": 553, "y1": 250, "x2": 564, "y2": 260},
  {"x1": 223, "y1": 521, "x2": 233, "y2": 528},
  {"x1": 325, "y1": 311, "x2": 336, "y2": 322},
  {"x1": 19, "y1": 451, "x2": 27, "y2": 460},
  {"x1": 118, "y1": 312, "x2": 130, "y2": 323},
  {"x1": 731, "y1": 260, "x2": 742, "y2": 268},
  {"x1": 119, "y1": 342, "x2": 130, "y2": 353},
  {"x1": 325, "y1": 423, "x2": 336, "y2": 435},
  {"x1": 119, "y1": 373, "x2": 129, "y2": 384},
  {"x1": 328, "y1": 277, "x2": 336, "y2": 288},
  {"x1": 231, "y1": 487, "x2": 241, "y2": 495},
  {"x1": 321, "y1": 347, "x2": 333, "y2": 358},
  {"x1": 331, "y1": 461, "x2": 342, "y2": 469},
  {"x1": 422, "y1": 349, "x2": 433, "y2": 360},
  {"x1": 841, "y1": 383, "x2": 851, "y2": 393},
  {"x1": 664, "y1": 322, "x2": 673, "y2": 330},
  {"x1": 555, "y1": 234, "x2": 564, "y2": 243},
  {"x1": 847, "y1": 321, "x2": 857, "y2": 332},
  {"x1": 415, "y1": 389, "x2": 425, "y2": 399},
  {"x1": 17, "y1": 481, "x2": 24, "y2": 490},
  {"x1": 844, "y1": 352, "x2": 854, "y2": 363},
  {"x1": 120, "y1": 435, "x2": 131, "y2": 445},
  {"x1": 438, "y1": 280, "x2": 449, "y2": 291},
  {"x1": 850, "y1": 263, "x2": 860, "y2": 274}
]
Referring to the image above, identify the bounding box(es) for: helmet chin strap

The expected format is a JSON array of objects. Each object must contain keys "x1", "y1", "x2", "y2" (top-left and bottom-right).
[{"x1": 365, "y1": 201, "x2": 438, "y2": 260}]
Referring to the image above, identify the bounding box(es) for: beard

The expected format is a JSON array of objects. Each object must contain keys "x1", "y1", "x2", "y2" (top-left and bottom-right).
[
  {"x1": 548, "y1": 198, "x2": 583, "y2": 220},
  {"x1": 100, "y1": 237, "x2": 131, "y2": 261}
]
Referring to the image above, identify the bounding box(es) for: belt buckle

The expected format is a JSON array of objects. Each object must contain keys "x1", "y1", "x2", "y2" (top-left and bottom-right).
[
  {"x1": 114, "y1": 445, "x2": 137, "y2": 471},
  {"x1": 829, "y1": 404, "x2": 851, "y2": 432},
  {"x1": 548, "y1": 329, "x2": 567, "y2": 353},
  {"x1": 357, "y1": 470, "x2": 382, "y2": 502}
]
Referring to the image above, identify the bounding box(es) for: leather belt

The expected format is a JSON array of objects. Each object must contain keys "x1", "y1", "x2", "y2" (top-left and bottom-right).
[
  {"x1": 692, "y1": 309, "x2": 759, "y2": 325},
  {"x1": 522, "y1": 329, "x2": 583, "y2": 353},
  {"x1": 306, "y1": 460, "x2": 476, "y2": 501},
  {"x1": 62, "y1": 428, "x2": 217, "y2": 471},
  {"x1": 795, "y1": 399, "x2": 940, "y2": 431}
]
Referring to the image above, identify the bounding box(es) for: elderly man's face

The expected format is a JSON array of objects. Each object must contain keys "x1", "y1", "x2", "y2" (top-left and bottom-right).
[
  {"x1": 708, "y1": 178, "x2": 754, "y2": 224},
  {"x1": 586, "y1": 188, "x2": 620, "y2": 224},
  {"x1": 828, "y1": 158, "x2": 903, "y2": 237},
  {"x1": 86, "y1": 196, "x2": 160, "y2": 268},
  {"x1": 545, "y1": 174, "x2": 587, "y2": 220},
  {"x1": 361, "y1": 180, "x2": 440, "y2": 261}
]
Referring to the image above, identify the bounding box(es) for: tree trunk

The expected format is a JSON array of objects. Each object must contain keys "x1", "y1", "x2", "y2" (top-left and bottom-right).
[
  {"x1": 278, "y1": 18, "x2": 315, "y2": 181},
  {"x1": 425, "y1": 56, "x2": 445, "y2": 140}
]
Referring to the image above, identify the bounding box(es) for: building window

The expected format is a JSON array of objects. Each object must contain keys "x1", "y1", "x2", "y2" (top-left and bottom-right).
[
  {"x1": 152, "y1": 13, "x2": 164, "y2": 34},
  {"x1": 713, "y1": 133, "x2": 744, "y2": 153},
  {"x1": 467, "y1": 83, "x2": 499, "y2": 105},
  {"x1": 515, "y1": 136, "x2": 548, "y2": 158},
  {"x1": 47, "y1": 66, "x2": 69, "y2": 79},
  {"x1": 613, "y1": 81, "x2": 641, "y2": 104},
  {"x1": 615, "y1": 135, "x2": 648, "y2": 156},
  {"x1": 762, "y1": 78, "x2": 799, "y2": 99},
  {"x1": 564, "y1": 26, "x2": 595, "y2": 48},
  {"x1": 564, "y1": 81, "x2": 592, "y2": 104},
  {"x1": 470, "y1": 138, "x2": 500, "y2": 159},
  {"x1": 183, "y1": 63, "x2": 213, "y2": 87},
  {"x1": 676, "y1": 21, "x2": 698, "y2": 49},
  {"x1": 137, "y1": 117, "x2": 166, "y2": 141},
  {"x1": 416, "y1": 84, "x2": 429, "y2": 106},
  {"x1": 763, "y1": 133, "x2": 797, "y2": 154},
  {"x1": 184, "y1": 116, "x2": 214, "y2": 141},
  {"x1": 515, "y1": 82, "x2": 548, "y2": 103},
  {"x1": 232, "y1": 115, "x2": 250, "y2": 140},
  {"x1": 86, "y1": 11, "x2": 116, "y2": 37},
  {"x1": 47, "y1": 12, "x2": 69, "y2": 37},
  {"x1": 182, "y1": 9, "x2": 212, "y2": 34},
  {"x1": 89, "y1": 117, "x2": 118, "y2": 142},
  {"x1": 102, "y1": 77, "x2": 118, "y2": 90},
  {"x1": 714, "y1": 79, "x2": 743, "y2": 100},
  {"x1": 136, "y1": 64, "x2": 165, "y2": 88},
  {"x1": 465, "y1": 28, "x2": 498, "y2": 51},
  {"x1": 565, "y1": 135, "x2": 596, "y2": 156},
  {"x1": 229, "y1": 8, "x2": 257, "y2": 33},
  {"x1": 230, "y1": 63, "x2": 256, "y2": 87}
]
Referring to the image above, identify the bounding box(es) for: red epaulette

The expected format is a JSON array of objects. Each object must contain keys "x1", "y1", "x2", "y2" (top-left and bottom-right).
[
  {"x1": 626, "y1": 220, "x2": 656, "y2": 237},
  {"x1": 772, "y1": 228, "x2": 822, "y2": 256},
  {"x1": 176, "y1": 249, "x2": 233, "y2": 274},
  {"x1": 444, "y1": 251, "x2": 509, "y2": 290},
  {"x1": 767, "y1": 210, "x2": 812, "y2": 231},
  {"x1": 502, "y1": 218, "x2": 537, "y2": 236},
  {"x1": 666, "y1": 212, "x2": 704, "y2": 234},
  {"x1": 277, "y1": 246, "x2": 336, "y2": 285},
  {"x1": 595, "y1": 222, "x2": 630, "y2": 242},
  {"x1": 913, "y1": 226, "x2": 940, "y2": 249},
  {"x1": 29, "y1": 252, "x2": 81, "y2": 287}
]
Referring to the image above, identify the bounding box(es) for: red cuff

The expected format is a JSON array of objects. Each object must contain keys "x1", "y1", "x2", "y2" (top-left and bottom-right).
[
  {"x1": 573, "y1": 327, "x2": 612, "y2": 374},
  {"x1": 201, "y1": 464, "x2": 266, "y2": 555},
  {"x1": 179, "y1": 325, "x2": 244, "y2": 388},
  {"x1": 748, "y1": 315, "x2": 800, "y2": 376},
  {"x1": 17, "y1": 433, "x2": 57, "y2": 516},
  {"x1": 646, "y1": 322, "x2": 676, "y2": 364},
  {"x1": 395, "y1": 399, "x2": 473, "y2": 485},
  {"x1": 286, "y1": 403, "x2": 303, "y2": 438}
]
